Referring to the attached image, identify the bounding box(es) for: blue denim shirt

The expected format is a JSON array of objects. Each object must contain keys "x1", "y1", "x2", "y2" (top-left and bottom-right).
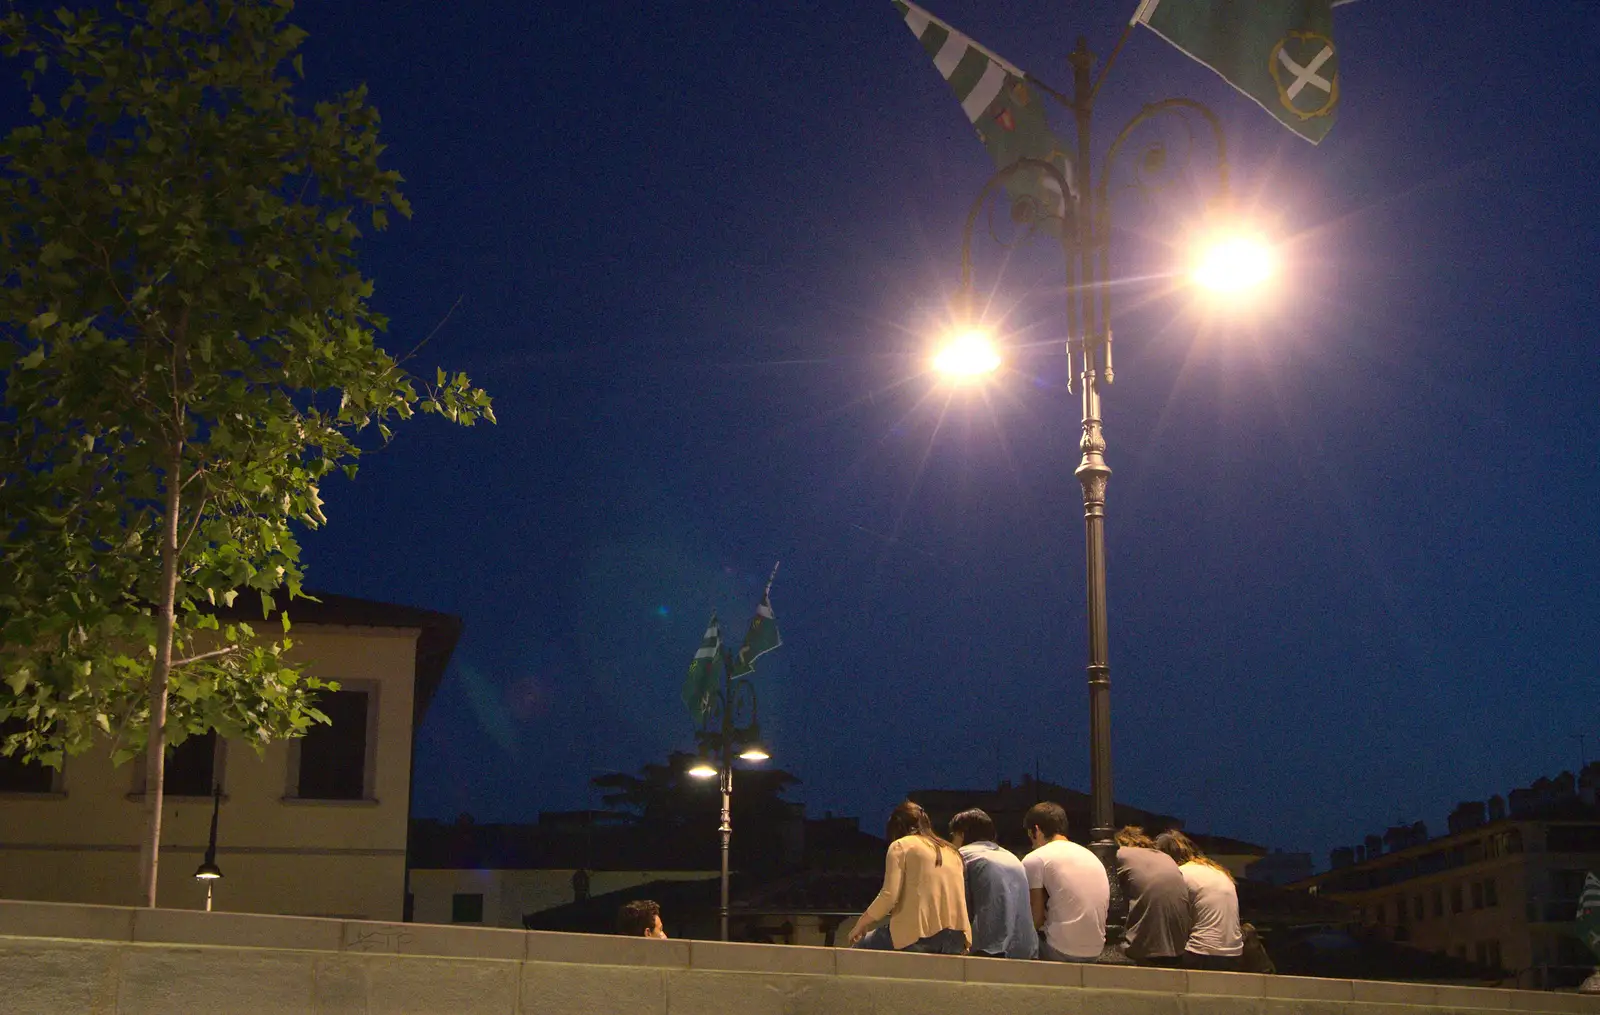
[{"x1": 959, "y1": 841, "x2": 1039, "y2": 959}]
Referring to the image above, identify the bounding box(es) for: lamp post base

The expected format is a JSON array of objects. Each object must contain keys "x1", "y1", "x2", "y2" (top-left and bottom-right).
[
  {"x1": 1579, "y1": 970, "x2": 1600, "y2": 995},
  {"x1": 1095, "y1": 939, "x2": 1134, "y2": 965}
]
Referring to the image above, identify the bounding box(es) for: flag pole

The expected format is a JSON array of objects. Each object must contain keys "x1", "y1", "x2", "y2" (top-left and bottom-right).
[
  {"x1": 717, "y1": 641, "x2": 734, "y2": 942},
  {"x1": 1089, "y1": 22, "x2": 1136, "y2": 103}
]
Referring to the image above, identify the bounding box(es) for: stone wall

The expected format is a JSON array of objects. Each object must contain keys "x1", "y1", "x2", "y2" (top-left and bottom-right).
[{"x1": 2, "y1": 899, "x2": 1596, "y2": 1015}]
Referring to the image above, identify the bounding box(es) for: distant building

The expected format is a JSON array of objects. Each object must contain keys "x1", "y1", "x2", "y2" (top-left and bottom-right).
[
  {"x1": 904, "y1": 773, "x2": 1270, "y2": 874},
  {"x1": 1248, "y1": 850, "x2": 1316, "y2": 886},
  {"x1": 407, "y1": 811, "x2": 885, "y2": 931},
  {"x1": 1299, "y1": 763, "x2": 1600, "y2": 991},
  {"x1": 0, "y1": 594, "x2": 460, "y2": 922}
]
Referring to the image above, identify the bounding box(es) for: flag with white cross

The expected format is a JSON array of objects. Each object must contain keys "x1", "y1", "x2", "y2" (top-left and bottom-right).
[{"x1": 1132, "y1": 0, "x2": 1339, "y2": 144}]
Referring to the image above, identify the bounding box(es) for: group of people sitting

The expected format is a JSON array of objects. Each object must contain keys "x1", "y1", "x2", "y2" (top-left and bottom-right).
[{"x1": 847, "y1": 799, "x2": 1251, "y2": 967}]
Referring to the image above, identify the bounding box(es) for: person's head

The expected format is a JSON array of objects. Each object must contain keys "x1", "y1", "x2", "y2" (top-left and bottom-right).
[
  {"x1": 1153, "y1": 829, "x2": 1233, "y2": 879},
  {"x1": 617, "y1": 899, "x2": 667, "y2": 938},
  {"x1": 1153, "y1": 829, "x2": 1197, "y2": 864},
  {"x1": 948, "y1": 808, "x2": 997, "y2": 848},
  {"x1": 1023, "y1": 801, "x2": 1068, "y2": 849},
  {"x1": 1116, "y1": 825, "x2": 1157, "y2": 849},
  {"x1": 886, "y1": 800, "x2": 957, "y2": 865}
]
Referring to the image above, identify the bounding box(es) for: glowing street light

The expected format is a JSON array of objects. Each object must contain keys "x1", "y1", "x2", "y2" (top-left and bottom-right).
[
  {"x1": 737, "y1": 743, "x2": 770, "y2": 763},
  {"x1": 1191, "y1": 232, "x2": 1275, "y2": 294},
  {"x1": 932, "y1": 328, "x2": 1001, "y2": 380},
  {"x1": 687, "y1": 757, "x2": 719, "y2": 780}
]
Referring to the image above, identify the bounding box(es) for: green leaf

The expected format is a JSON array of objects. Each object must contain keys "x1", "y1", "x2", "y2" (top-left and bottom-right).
[{"x1": 17, "y1": 348, "x2": 45, "y2": 370}]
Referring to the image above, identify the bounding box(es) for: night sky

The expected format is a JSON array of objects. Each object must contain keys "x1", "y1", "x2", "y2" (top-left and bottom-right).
[{"x1": 269, "y1": 0, "x2": 1600, "y2": 865}]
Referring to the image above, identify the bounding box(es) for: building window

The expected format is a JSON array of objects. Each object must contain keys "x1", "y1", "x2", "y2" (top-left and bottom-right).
[
  {"x1": 295, "y1": 689, "x2": 370, "y2": 800},
  {"x1": 1432, "y1": 888, "x2": 1444, "y2": 918},
  {"x1": 0, "y1": 719, "x2": 58, "y2": 793},
  {"x1": 1470, "y1": 881, "x2": 1484, "y2": 910},
  {"x1": 1413, "y1": 895, "x2": 1425, "y2": 921},
  {"x1": 1450, "y1": 884, "x2": 1463, "y2": 914},
  {"x1": 451, "y1": 893, "x2": 484, "y2": 924},
  {"x1": 1483, "y1": 877, "x2": 1497, "y2": 907},
  {"x1": 164, "y1": 731, "x2": 219, "y2": 797}
]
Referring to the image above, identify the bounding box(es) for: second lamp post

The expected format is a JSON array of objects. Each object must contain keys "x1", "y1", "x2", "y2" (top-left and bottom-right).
[{"x1": 687, "y1": 642, "x2": 769, "y2": 943}]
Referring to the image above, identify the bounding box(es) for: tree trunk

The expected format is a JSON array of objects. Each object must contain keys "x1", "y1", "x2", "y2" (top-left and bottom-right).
[{"x1": 138, "y1": 438, "x2": 183, "y2": 908}]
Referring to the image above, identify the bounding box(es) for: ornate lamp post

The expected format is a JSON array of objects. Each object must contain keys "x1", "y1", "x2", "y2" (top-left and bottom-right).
[
  {"x1": 938, "y1": 38, "x2": 1271, "y2": 958},
  {"x1": 686, "y1": 645, "x2": 769, "y2": 943}
]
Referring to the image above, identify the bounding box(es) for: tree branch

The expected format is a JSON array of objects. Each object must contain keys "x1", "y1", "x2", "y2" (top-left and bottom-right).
[{"x1": 170, "y1": 644, "x2": 240, "y2": 669}]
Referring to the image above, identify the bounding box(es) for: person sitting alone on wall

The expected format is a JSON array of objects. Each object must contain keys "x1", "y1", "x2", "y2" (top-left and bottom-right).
[{"x1": 617, "y1": 899, "x2": 669, "y2": 939}]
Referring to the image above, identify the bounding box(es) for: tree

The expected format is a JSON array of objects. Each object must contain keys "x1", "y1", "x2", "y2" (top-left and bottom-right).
[
  {"x1": 593, "y1": 753, "x2": 803, "y2": 872},
  {"x1": 0, "y1": 0, "x2": 492, "y2": 906}
]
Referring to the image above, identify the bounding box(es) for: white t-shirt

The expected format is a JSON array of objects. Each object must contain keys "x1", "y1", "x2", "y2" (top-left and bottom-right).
[
  {"x1": 1180, "y1": 861, "x2": 1243, "y2": 956},
  {"x1": 1021, "y1": 838, "x2": 1109, "y2": 959}
]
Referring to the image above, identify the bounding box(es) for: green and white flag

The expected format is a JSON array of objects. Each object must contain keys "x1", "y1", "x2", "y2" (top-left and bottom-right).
[
  {"x1": 1133, "y1": 0, "x2": 1339, "y2": 144},
  {"x1": 890, "y1": 0, "x2": 1074, "y2": 229},
  {"x1": 1577, "y1": 872, "x2": 1600, "y2": 960},
  {"x1": 681, "y1": 613, "x2": 721, "y2": 722},
  {"x1": 729, "y1": 564, "x2": 782, "y2": 679}
]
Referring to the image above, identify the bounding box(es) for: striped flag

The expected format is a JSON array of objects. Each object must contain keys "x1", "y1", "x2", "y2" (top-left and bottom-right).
[
  {"x1": 729, "y1": 564, "x2": 783, "y2": 679},
  {"x1": 1578, "y1": 872, "x2": 1600, "y2": 960},
  {"x1": 890, "y1": 0, "x2": 1074, "y2": 231},
  {"x1": 681, "y1": 614, "x2": 721, "y2": 722}
]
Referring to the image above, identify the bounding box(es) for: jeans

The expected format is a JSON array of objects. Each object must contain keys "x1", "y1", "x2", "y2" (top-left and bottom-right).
[
  {"x1": 1182, "y1": 951, "x2": 1244, "y2": 971},
  {"x1": 854, "y1": 926, "x2": 967, "y2": 954}
]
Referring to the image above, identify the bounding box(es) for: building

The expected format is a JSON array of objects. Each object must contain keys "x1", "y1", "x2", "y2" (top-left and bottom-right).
[
  {"x1": 905, "y1": 773, "x2": 1270, "y2": 873},
  {"x1": 1248, "y1": 849, "x2": 1317, "y2": 886},
  {"x1": 408, "y1": 810, "x2": 886, "y2": 932},
  {"x1": 0, "y1": 593, "x2": 460, "y2": 922},
  {"x1": 1298, "y1": 764, "x2": 1600, "y2": 990}
]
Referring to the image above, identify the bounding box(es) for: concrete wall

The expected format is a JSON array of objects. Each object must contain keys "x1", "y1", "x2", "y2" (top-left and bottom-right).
[
  {"x1": 0, "y1": 624, "x2": 419, "y2": 921},
  {"x1": 2, "y1": 899, "x2": 1597, "y2": 1015}
]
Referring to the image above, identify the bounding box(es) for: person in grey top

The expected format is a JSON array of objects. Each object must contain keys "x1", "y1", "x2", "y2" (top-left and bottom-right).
[
  {"x1": 950, "y1": 808, "x2": 1038, "y2": 959},
  {"x1": 1115, "y1": 827, "x2": 1192, "y2": 965}
]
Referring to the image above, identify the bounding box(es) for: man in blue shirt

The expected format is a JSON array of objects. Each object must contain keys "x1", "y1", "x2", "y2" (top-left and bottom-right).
[{"x1": 950, "y1": 808, "x2": 1038, "y2": 959}]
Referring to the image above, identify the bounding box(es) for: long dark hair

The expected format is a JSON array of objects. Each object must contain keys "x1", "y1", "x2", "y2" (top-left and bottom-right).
[{"x1": 887, "y1": 800, "x2": 958, "y2": 866}]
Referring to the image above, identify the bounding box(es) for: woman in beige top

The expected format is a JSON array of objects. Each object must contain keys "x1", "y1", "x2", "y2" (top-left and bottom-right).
[{"x1": 847, "y1": 800, "x2": 971, "y2": 953}]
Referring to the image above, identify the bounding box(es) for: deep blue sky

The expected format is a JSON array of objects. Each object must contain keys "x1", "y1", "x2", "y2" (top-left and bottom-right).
[{"x1": 276, "y1": 0, "x2": 1600, "y2": 864}]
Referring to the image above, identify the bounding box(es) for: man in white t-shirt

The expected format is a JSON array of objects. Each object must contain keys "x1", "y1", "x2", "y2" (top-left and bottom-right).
[{"x1": 1020, "y1": 801, "x2": 1109, "y2": 962}]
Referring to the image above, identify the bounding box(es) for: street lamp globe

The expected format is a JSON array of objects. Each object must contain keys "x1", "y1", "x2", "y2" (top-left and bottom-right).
[
  {"x1": 687, "y1": 756, "x2": 718, "y2": 779},
  {"x1": 193, "y1": 861, "x2": 222, "y2": 881},
  {"x1": 737, "y1": 743, "x2": 770, "y2": 763},
  {"x1": 932, "y1": 328, "x2": 1001, "y2": 380},
  {"x1": 1191, "y1": 232, "x2": 1275, "y2": 293}
]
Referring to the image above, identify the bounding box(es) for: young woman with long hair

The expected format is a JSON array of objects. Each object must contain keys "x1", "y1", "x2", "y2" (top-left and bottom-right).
[
  {"x1": 1154, "y1": 830, "x2": 1244, "y2": 970},
  {"x1": 847, "y1": 800, "x2": 971, "y2": 954}
]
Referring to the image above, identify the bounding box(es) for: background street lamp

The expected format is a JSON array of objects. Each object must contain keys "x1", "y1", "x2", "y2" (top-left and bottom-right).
[
  {"x1": 193, "y1": 782, "x2": 223, "y2": 912},
  {"x1": 686, "y1": 644, "x2": 768, "y2": 942},
  {"x1": 946, "y1": 38, "x2": 1273, "y2": 959}
]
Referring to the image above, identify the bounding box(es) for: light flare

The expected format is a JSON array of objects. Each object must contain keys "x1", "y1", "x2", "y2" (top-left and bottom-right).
[
  {"x1": 932, "y1": 329, "x2": 1001, "y2": 379},
  {"x1": 1191, "y1": 234, "x2": 1276, "y2": 293}
]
